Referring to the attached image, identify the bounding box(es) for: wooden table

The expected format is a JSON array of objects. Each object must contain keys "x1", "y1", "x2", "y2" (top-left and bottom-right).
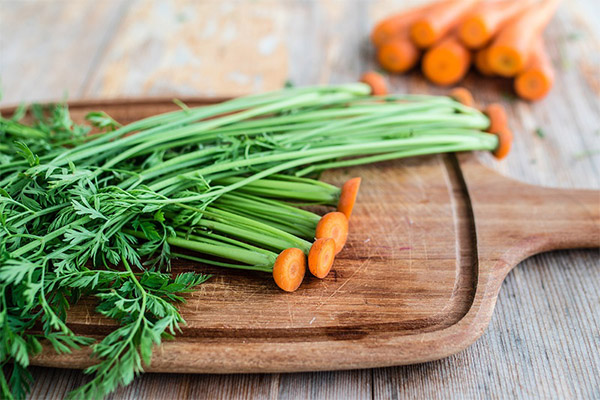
[{"x1": 1, "y1": 1, "x2": 599, "y2": 398}]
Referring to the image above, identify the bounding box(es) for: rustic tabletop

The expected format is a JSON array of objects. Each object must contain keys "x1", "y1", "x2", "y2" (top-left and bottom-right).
[{"x1": 1, "y1": 0, "x2": 599, "y2": 399}]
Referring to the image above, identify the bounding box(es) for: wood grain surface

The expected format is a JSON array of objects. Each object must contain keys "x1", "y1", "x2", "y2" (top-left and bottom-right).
[{"x1": 1, "y1": 0, "x2": 599, "y2": 399}]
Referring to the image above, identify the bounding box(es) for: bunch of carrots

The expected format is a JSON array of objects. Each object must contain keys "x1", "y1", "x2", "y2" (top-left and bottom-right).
[
  {"x1": 166, "y1": 175, "x2": 362, "y2": 292},
  {"x1": 371, "y1": 0, "x2": 560, "y2": 101}
]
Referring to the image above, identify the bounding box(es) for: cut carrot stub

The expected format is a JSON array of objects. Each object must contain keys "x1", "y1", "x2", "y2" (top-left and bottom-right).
[
  {"x1": 273, "y1": 248, "x2": 306, "y2": 292},
  {"x1": 410, "y1": 0, "x2": 478, "y2": 48},
  {"x1": 487, "y1": 0, "x2": 560, "y2": 77},
  {"x1": 459, "y1": 0, "x2": 537, "y2": 49},
  {"x1": 422, "y1": 35, "x2": 471, "y2": 86},
  {"x1": 315, "y1": 212, "x2": 349, "y2": 255},
  {"x1": 491, "y1": 128, "x2": 513, "y2": 160},
  {"x1": 337, "y1": 177, "x2": 361, "y2": 220},
  {"x1": 514, "y1": 38, "x2": 555, "y2": 101},
  {"x1": 376, "y1": 35, "x2": 420, "y2": 74},
  {"x1": 474, "y1": 47, "x2": 495, "y2": 76},
  {"x1": 308, "y1": 238, "x2": 336, "y2": 279},
  {"x1": 371, "y1": 2, "x2": 437, "y2": 47},
  {"x1": 359, "y1": 71, "x2": 388, "y2": 95},
  {"x1": 449, "y1": 87, "x2": 474, "y2": 107},
  {"x1": 484, "y1": 103, "x2": 508, "y2": 134}
]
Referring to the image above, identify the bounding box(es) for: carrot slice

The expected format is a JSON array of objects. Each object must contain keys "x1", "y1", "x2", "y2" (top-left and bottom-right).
[
  {"x1": 459, "y1": 0, "x2": 537, "y2": 49},
  {"x1": 273, "y1": 248, "x2": 306, "y2": 292},
  {"x1": 359, "y1": 71, "x2": 388, "y2": 95},
  {"x1": 449, "y1": 87, "x2": 474, "y2": 107},
  {"x1": 474, "y1": 47, "x2": 495, "y2": 76},
  {"x1": 514, "y1": 38, "x2": 555, "y2": 101},
  {"x1": 491, "y1": 128, "x2": 513, "y2": 160},
  {"x1": 487, "y1": 0, "x2": 560, "y2": 77},
  {"x1": 409, "y1": 0, "x2": 478, "y2": 48},
  {"x1": 376, "y1": 34, "x2": 421, "y2": 74},
  {"x1": 371, "y1": 2, "x2": 438, "y2": 47},
  {"x1": 422, "y1": 35, "x2": 471, "y2": 86},
  {"x1": 315, "y1": 212, "x2": 349, "y2": 255},
  {"x1": 337, "y1": 177, "x2": 361, "y2": 220},
  {"x1": 484, "y1": 103, "x2": 508, "y2": 134},
  {"x1": 308, "y1": 238, "x2": 336, "y2": 279}
]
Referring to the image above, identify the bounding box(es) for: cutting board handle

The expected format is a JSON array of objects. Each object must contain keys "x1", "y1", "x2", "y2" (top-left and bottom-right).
[
  {"x1": 519, "y1": 185, "x2": 600, "y2": 252},
  {"x1": 459, "y1": 154, "x2": 600, "y2": 270}
]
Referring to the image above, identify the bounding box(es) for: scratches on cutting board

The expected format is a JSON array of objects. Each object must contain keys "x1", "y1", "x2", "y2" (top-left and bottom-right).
[{"x1": 313, "y1": 258, "x2": 372, "y2": 311}]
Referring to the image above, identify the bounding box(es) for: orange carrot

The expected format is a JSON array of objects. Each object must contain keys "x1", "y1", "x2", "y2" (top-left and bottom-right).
[
  {"x1": 371, "y1": 2, "x2": 438, "y2": 47},
  {"x1": 360, "y1": 71, "x2": 388, "y2": 95},
  {"x1": 308, "y1": 238, "x2": 336, "y2": 279},
  {"x1": 484, "y1": 103, "x2": 508, "y2": 134},
  {"x1": 459, "y1": 0, "x2": 536, "y2": 49},
  {"x1": 491, "y1": 128, "x2": 513, "y2": 160},
  {"x1": 487, "y1": 0, "x2": 560, "y2": 77},
  {"x1": 450, "y1": 87, "x2": 474, "y2": 107},
  {"x1": 484, "y1": 103, "x2": 513, "y2": 159},
  {"x1": 273, "y1": 248, "x2": 306, "y2": 292},
  {"x1": 422, "y1": 35, "x2": 472, "y2": 86},
  {"x1": 410, "y1": 0, "x2": 478, "y2": 49},
  {"x1": 514, "y1": 38, "x2": 555, "y2": 101},
  {"x1": 376, "y1": 34, "x2": 421, "y2": 74},
  {"x1": 315, "y1": 212, "x2": 349, "y2": 255},
  {"x1": 337, "y1": 177, "x2": 361, "y2": 220},
  {"x1": 474, "y1": 47, "x2": 495, "y2": 76}
]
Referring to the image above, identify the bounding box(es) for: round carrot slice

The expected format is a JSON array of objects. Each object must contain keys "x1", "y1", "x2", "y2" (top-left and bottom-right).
[
  {"x1": 421, "y1": 36, "x2": 471, "y2": 86},
  {"x1": 315, "y1": 212, "x2": 349, "y2": 255},
  {"x1": 484, "y1": 103, "x2": 508, "y2": 134},
  {"x1": 459, "y1": 15, "x2": 490, "y2": 49},
  {"x1": 410, "y1": 20, "x2": 437, "y2": 48},
  {"x1": 514, "y1": 38, "x2": 554, "y2": 101},
  {"x1": 273, "y1": 248, "x2": 306, "y2": 292},
  {"x1": 449, "y1": 87, "x2": 474, "y2": 107},
  {"x1": 337, "y1": 177, "x2": 361, "y2": 220},
  {"x1": 474, "y1": 47, "x2": 495, "y2": 76},
  {"x1": 487, "y1": 45, "x2": 526, "y2": 77},
  {"x1": 492, "y1": 127, "x2": 513, "y2": 160},
  {"x1": 308, "y1": 238, "x2": 336, "y2": 279},
  {"x1": 359, "y1": 71, "x2": 388, "y2": 95},
  {"x1": 376, "y1": 38, "x2": 420, "y2": 74}
]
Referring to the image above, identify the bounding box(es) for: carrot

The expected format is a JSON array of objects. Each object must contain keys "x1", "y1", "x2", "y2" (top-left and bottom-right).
[
  {"x1": 450, "y1": 87, "x2": 474, "y2": 107},
  {"x1": 514, "y1": 38, "x2": 555, "y2": 101},
  {"x1": 359, "y1": 71, "x2": 388, "y2": 95},
  {"x1": 484, "y1": 103, "x2": 513, "y2": 159},
  {"x1": 459, "y1": 0, "x2": 536, "y2": 49},
  {"x1": 376, "y1": 35, "x2": 421, "y2": 74},
  {"x1": 422, "y1": 35, "x2": 471, "y2": 86},
  {"x1": 337, "y1": 177, "x2": 361, "y2": 220},
  {"x1": 410, "y1": 0, "x2": 478, "y2": 49},
  {"x1": 308, "y1": 238, "x2": 336, "y2": 278},
  {"x1": 315, "y1": 211, "x2": 349, "y2": 255},
  {"x1": 487, "y1": 0, "x2": 560, "y2": 77},
  {"x1": 474, "y1": 47, "x2": 495, "y2": 76},
  {"x1": 491, "y1": 127, "x2": 513, "y2": 160},
  {"x1": 484, "y1": 103, "x2": 508, "y2": 134},
  {"x1": 371, "y1": 2, "x2": 438, "y2": 47},
  {"x1": 273, "y1": 248, "x2": 306, "y2": 292}
]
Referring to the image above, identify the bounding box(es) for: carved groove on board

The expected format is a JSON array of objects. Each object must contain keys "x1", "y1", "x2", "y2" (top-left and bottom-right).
[{"x1": 440, "y1": 154, "x2": 479, "y2": 323}]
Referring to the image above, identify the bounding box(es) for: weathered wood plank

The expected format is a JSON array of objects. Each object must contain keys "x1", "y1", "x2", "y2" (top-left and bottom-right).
[
  {"x1": 0, "y1": 0, "x2": 128, "y2": 106},
  {"x1": 0, "y1": 0, "x2": 597, "y2": 399}
]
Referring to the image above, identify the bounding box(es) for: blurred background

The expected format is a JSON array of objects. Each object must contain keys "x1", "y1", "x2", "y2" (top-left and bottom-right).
[{"x1": 1, "y1": 0, "x2": 599, "y2": 399}]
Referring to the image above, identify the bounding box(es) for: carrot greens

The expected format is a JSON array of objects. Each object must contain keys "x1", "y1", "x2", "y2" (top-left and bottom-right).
[{"x1": 0, "y1": 82, "x2": 505, "y2": 399}]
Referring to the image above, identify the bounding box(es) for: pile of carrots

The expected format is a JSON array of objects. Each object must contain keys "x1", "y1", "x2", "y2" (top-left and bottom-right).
[{"x1": 371, "y1": 0, "x2": 560, "y2": 101}]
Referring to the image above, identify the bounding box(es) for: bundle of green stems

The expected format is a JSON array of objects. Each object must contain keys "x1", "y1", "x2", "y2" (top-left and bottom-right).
[{"x1": 0, "y1": 83, "x2": 504, "y2": 399}]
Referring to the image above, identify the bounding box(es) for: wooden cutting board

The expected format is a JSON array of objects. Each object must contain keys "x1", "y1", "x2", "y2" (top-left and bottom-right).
[{"x1": 5, "y1": 98, "x2": 598, "y2": 373}]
